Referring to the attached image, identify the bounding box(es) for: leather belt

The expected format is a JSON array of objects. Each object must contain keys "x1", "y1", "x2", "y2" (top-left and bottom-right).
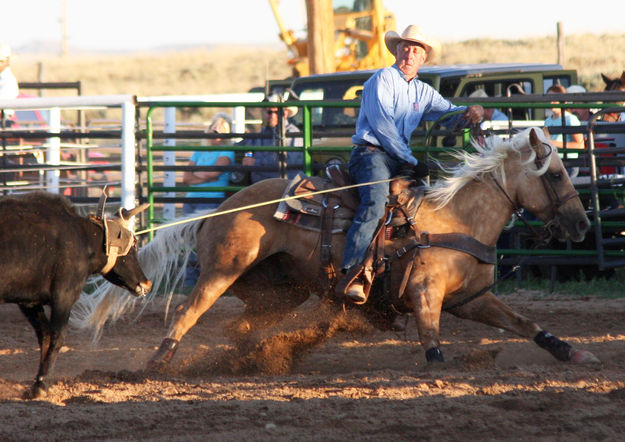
[{"x1": 355, "y1": 143, "x2": 384, "y2": 152}]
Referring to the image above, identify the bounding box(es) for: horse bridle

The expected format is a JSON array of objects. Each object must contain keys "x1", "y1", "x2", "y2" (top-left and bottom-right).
[{"x1": 490, "y1": 142, "x2": 579, "y2": 242}]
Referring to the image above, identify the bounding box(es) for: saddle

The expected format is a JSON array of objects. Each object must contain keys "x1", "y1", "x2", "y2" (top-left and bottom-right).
[
  {"x1": 274, "y1": 164, "x2": 427, "y2": 291},
  {"x1": 273, "y1": 165, "x2": 358, "y2": 234}
]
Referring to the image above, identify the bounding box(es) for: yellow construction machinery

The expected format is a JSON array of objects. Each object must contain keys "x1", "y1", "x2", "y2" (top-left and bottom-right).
[{"x1": 269, "y1": 0, "x2": 396, "y2": 76}]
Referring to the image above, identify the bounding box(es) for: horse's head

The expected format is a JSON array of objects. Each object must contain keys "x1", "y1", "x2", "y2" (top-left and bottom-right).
[
  {"x1": 601, "y1": 71, "x2": 625, "y2": 121},
  {"x1": 513, "y1": 128, "x2": 590, "y2": 242},
  {"x1": 602, "y1": 71, "x2": 625, "y2": 92}
]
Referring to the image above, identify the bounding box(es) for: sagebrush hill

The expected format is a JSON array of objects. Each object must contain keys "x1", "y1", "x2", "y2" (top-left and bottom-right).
[{"x1": 11, "y1": 33, "x2": 625, "y2": 98}]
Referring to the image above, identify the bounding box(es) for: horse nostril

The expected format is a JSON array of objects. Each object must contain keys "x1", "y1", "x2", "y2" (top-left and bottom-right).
[{"x1": 578, "y1": 219, "x2": 591, "y2": 234}]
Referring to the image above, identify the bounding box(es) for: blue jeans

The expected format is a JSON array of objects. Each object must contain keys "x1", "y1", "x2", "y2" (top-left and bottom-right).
[{"x1": 341, "y1": 145, "x2": 401, "y2": 270}]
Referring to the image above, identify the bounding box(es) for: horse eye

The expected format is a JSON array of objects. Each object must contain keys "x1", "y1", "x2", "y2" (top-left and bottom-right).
[{"x1": 549, "y1": 172, "x2": 562, "y2": 181}]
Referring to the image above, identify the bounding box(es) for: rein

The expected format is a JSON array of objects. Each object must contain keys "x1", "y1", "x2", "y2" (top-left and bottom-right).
[{"x1": 489, "y1": 142, "x2": 578, "y2": 244}]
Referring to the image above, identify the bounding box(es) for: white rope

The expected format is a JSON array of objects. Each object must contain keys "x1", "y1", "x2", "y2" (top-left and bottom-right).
[{"x1": 136, "y1": 177, "x2": 398, "y2": 236}]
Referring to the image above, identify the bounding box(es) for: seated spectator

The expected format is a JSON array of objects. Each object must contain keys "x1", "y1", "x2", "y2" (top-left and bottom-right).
[
  {"x1": 240, "y1": 93, "x2": 303, "y2": 184},
  {"x1": 566, "y1": 85, "x2": 593, "y2": 122},
  {"x1": 0, "y1": 43, "x2": 19, "y2": 122},
  {"x1": 469, "y1": 89, "x2": 508, "y2": 128},
  {"x1": 544, "y1": 84, "x2": 585, "y2": 177},
  {"x1": 182, "y1": 113, "x2": 233, "y2": 215}
]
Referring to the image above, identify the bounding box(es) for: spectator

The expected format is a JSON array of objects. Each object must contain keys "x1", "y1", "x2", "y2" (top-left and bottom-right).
[
  {"x1": 544, "y1": 84, "x2": 585, "y2": 149},
  {"x1": 241, "y1": 94, "x2": 303, "y2": 184},
  {"x1": 566, "y1": 85, "x2": 592, "y2": 122},
  {"x1": 0, "y1": 43, "x2": 19, "y2": 121},
  {"x1": 469, "y1": 89, "x2": 508, "y2": 128},
  {"x1": 182, "y1": 113, "x2": 233, "y2": 215},
  {"x1": 544, "y1": 84, "x2": 585, "y2": 178}
]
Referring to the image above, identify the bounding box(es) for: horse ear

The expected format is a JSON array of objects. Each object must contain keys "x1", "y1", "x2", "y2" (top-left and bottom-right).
[
  {"x1": 528, "y1": 128, "x2": 547, "y2": 157},
  {"x1": 601, "y1": 73, "x2": 611, "y2": 85},
  {"x1": 620, "y1": 71, "x2": 625, "y2": 85}
]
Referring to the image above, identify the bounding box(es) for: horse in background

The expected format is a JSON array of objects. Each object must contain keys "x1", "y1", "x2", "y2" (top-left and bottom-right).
[
  {"x1": 601, "y1": 71, "x2": 625, "y2": 122},
  {"x1": 73, "y1": 128, "x2": 597, "y2": 372}
]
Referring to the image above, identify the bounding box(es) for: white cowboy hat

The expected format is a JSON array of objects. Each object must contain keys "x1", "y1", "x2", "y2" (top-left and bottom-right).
[
  {"x1": 384, "y1": 25, "x2": 440, "y2": 63},
  {"x1": 567, "y1": 85, "x2": 587, "y2": 93}
]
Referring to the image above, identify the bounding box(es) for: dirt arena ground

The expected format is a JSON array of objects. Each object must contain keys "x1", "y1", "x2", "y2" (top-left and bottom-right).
[{"x1": 1, "y1": 291, "x2": 625, "y2": 441}]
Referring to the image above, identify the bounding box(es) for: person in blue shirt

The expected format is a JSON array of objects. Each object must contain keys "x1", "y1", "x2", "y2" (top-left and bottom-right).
[
  {"x1": 241, "y1": 94, "x2": 303, "y2": 183},
  {"x1": 182, "y1": 113, "x2": 234, "y2": 215},
  {"x1": 337, "y1": 25, "x2": 484, "y2": 305},
  {"x1": 469, "y1": 89, "x2": 509, "y2": 127}
]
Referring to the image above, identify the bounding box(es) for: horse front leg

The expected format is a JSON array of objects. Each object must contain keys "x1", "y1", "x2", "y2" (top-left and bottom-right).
[
  {"x1": 147, "y1": 276, "x2": 236, "y2": 371},
  {"x1": 405, "y1": 277, "x2": 446, "y2": 363},
  {"x1": 447, "y1": 291, "x2": 600, "y2": 363}
]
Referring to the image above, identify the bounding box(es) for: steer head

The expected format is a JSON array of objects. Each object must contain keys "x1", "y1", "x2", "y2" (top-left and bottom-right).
[{"x1": 95, "y1": 188, "x2": 152, "y2": 297}]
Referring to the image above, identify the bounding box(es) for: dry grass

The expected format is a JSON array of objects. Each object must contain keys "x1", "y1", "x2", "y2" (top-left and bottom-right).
[{"x1": 10, "y1": 33, "x2": 625, "y2": 99}]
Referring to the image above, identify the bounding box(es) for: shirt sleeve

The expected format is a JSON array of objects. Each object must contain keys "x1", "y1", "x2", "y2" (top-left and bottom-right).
[
  {"x1": 421, "y1": 86, "x2": 467, "y2": 126},
  {"x1": 364, "y1": 71, "x2": 418, "y2": 165}
]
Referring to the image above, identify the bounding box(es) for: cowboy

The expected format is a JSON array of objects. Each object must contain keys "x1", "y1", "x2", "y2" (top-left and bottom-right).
[{"x1": 337, "y1": 25, "x2": 484, "y2": 304}]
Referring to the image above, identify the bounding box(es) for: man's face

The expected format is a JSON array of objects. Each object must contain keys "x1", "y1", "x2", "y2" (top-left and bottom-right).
[
  {"x1": 395, "y1": 41, "x2": 427, "y2": 79},
  {"x1": 266, "y1": 107, "x2": 286, "y2": 128}
]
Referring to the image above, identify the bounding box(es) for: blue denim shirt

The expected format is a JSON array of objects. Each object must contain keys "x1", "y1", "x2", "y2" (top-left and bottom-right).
[{"x1": 352, "y1": 64, "x2": 466, "y2": 165}]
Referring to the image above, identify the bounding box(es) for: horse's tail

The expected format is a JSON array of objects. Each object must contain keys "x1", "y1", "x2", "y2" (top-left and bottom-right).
[{"x1": 70, "y1": 217, "x2": 203, "y2": 342}]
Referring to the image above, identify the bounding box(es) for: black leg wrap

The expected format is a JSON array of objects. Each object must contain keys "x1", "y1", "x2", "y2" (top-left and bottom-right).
[
  {"x1": 534, "y1": 331, "x2": 572, "y2": 361},
  {"x1": 425, "y1": 347, "x2": 445, "y2": 362},
  {"x1": 153, "y1": 338, "x2": 179, "y2": 364}
]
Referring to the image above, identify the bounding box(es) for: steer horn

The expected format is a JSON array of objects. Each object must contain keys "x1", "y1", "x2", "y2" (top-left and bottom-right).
[
  {"x1": 120, "y1": 203, "x2": 151, "y2": 221},
  {"x1": 96, "y1": 186, "x2": 108, "y2": 219}
]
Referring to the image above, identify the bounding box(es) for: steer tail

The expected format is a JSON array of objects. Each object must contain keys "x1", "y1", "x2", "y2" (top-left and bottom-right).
[{"x1": 71, "y1": 216, "x2": 203, "y2": 342}]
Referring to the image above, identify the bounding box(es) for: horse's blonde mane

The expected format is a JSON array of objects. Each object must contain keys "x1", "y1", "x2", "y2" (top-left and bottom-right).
[{"x1": 426, "y1": 128, "x2": 553, "y2": 209}]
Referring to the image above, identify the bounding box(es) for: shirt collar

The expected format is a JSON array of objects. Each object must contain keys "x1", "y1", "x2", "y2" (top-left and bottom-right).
[{"x1": 392, "y1": 64, "x2": 418, "y2": 82}]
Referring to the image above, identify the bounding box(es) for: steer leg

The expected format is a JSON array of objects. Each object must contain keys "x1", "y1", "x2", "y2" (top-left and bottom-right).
[
  {"x1": 27, "y1": 302, "x2": 72, "y2": 398},
  {"x1": 447, "y1": 291, "x2": 599, "y2": 363},
  {"x1": 19, "y1": 304, "x2": 51, "y2": 367}
]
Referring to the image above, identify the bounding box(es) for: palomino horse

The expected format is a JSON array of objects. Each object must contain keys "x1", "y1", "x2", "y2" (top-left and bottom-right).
[{"x1": 74, "y1": 127, "x2": 597, "y2": 369}]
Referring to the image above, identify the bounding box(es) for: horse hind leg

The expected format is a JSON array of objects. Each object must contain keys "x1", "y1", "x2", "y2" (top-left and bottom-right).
[
  {"x1": 228, "y1": 253, "x2": 311, "y2": 336},
  {"x1": 447, "y1": 291, "x2": 599, "y2": 364}
]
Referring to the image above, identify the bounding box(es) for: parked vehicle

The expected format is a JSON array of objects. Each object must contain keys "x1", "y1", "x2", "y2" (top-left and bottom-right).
[{"x1": 277, "y1": 63, "x2": 577, "y2": 171}]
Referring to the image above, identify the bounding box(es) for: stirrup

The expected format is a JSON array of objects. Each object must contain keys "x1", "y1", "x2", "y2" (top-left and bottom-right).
[{"x1": 345, "y1": 278, "x2": 367, "y2": 304}]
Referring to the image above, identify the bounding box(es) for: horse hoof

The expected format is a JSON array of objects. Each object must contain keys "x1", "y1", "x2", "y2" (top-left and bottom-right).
[
  {"x1": 145, "y1": 358, "x2": 169, "y2": 374},
  {"x1": 24, "y1": 382, "x2": 47, "y2": 399},
  {"x1": 425, "y1": 347, "x2": 445, "y2": 363},
  {"x1": 570, "y1": 349, "x2": 600, "y2": 364}
]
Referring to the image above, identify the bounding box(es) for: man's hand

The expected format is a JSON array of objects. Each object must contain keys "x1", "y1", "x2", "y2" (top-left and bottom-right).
[
  {"x1": 464, "y1": 105, "x2": 484, "y2": 125},
  {"x1": 414, "y1": 161, "x2": 429, "y2": 178},
  {"x1": 399, "y1": 161, "x2": 429, "y2": 180}
]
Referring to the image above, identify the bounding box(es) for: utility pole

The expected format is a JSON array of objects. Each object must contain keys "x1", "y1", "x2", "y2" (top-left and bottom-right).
[
  {"x1": 556, "y1": 21, "x2": 564, "y2": 65},
  {"x1": 61, "y1": 0, "x2": 68, "y2": 57},
  {"x1": 306, "y1": 0, "x2": 335, "y2": 74}
]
